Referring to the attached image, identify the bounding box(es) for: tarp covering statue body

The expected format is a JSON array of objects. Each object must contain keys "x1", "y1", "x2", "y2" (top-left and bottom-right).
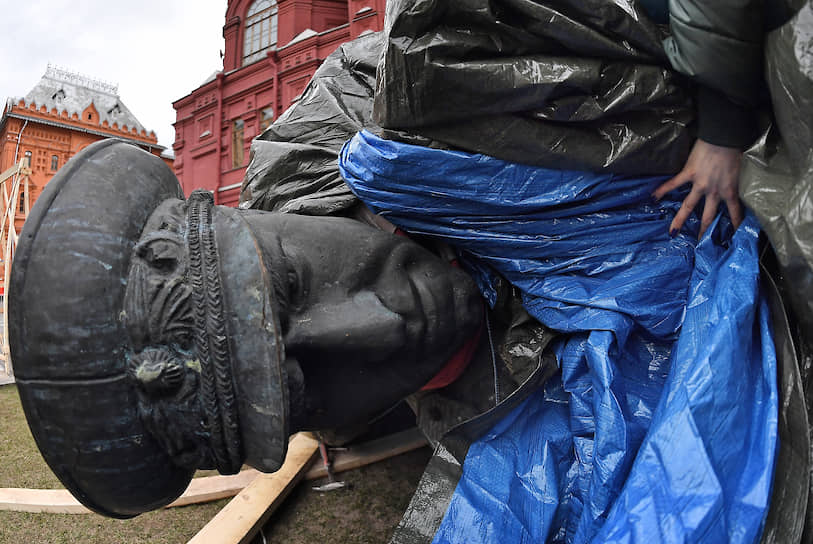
[
  {"x1": 239, "y1": 1, "x2": 813, "y2": 542},
  {"x1": 340, "y1": 131, "x2": 785, "y2": 544}
]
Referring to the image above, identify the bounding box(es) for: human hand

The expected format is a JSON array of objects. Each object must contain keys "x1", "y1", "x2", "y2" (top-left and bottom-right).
[{"x1": 653, "y1": 139, "x2": 744, "y2": 239}]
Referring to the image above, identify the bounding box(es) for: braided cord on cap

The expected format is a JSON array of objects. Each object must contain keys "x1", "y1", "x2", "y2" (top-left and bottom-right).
[{"x1": 186, "y1": 191, "x2": 242, "y2": 474}]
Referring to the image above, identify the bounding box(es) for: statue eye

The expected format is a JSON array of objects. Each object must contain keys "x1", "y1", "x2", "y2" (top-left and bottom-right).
[
  {"x1": 287, "y1": 270, "x2": 300, "y2": 300},
  {"x1": 135, "y1": 235, "x2": 183, "y2": 273},
  {"x1": 146, "y1": 254, "x2": 177, "y2": 272},
  {"x1": 279, "y1": 246, "x2": 310, "y2": 312}
]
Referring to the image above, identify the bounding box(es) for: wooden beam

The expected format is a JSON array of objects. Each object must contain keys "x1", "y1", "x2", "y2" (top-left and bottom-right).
[
  {"x1": 0, "y1": 470, "x2": 261, "y2": 514},
  {"x1": 0, "y1": 428, "x2": 428, "y2": 516},
  {"x1": 0, "y1": 172, "x2": 20, "y2": 374},
  {"x1": 304, "y1": 427, "x2": 427, "y2": 480},
  {"x1": 23, "y1": 175, "x2": 29, "y2": 216},
  {"x1": 0, "y1": 488, "x2": 92, "y2": 514},
  {"x1": 167, "y1": 470, "x2": 262, "y2": 508},
  {"x1": 187, "y1": 432, "x2": 320, "y2": 544},
  {"x1": 0, "y1": 164, "x2": 19, "y2": 185}
]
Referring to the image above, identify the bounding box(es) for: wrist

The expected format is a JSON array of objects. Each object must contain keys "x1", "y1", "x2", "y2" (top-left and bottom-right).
[{"x1": 696, "y1": 86, "x2": 757, "y2": 150}]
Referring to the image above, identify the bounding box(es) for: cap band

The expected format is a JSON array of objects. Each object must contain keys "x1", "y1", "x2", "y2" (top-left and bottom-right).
[
  {"x1": 186, "y1": 190, "x2": 243, "y2": 474},
  {"x1": 124, "y1": 190, "x2": 244, "y2": 474}
]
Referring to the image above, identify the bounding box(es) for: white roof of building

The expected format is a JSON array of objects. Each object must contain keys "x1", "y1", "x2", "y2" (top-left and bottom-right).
[{"x1": 17, "y1": 65, "x2": 148, "y2": 133}]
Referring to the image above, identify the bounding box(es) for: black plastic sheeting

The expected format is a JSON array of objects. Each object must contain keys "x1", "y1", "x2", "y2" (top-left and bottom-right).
[
  {"x1": 395, "y1": 306, "x2": 560, "y2": 544},
  {"x1": 760, "y1": 262, "x2": 810, "y2": 544},
  {"x1": 740, "y1": 11, "x2": 813, "y2": 535},
  {"x1": 238, "y1": 32, "x2": 382, "y2": 215},
  {"x1": 240, "y1": 0, "x2": 699, "y2": 214},
  {"x1": 740, "y1": 2, "x2": 813, "y2": 345},
  {"x1": 372, "y1": 0, "x2": 695, "y2": 174}
]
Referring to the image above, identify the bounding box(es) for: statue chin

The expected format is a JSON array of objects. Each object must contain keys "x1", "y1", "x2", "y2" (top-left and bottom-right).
[{"x1": 9, "y1": 140, "x2": 482, "y2": 517}]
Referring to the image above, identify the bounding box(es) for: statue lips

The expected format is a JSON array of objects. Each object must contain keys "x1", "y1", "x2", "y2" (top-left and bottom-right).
[
  {"x1": 375, "y1": 240, "x2": 432, "y2": 355},
  {"x1": 405, "y1": 271, "x2": 431, "y2": 353},
  {"x1": 372, "y1": 234, "x2": 481, "y2": 364}
]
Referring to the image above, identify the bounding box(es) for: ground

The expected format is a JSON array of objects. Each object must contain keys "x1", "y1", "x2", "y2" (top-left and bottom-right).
[{"x1": 0, "y1": 384, "x2": 431, "y2": 543}]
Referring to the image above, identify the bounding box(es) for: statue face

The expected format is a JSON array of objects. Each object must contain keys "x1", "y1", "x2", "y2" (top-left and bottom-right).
[
  {"x1": 121, "y1": 198, "x2": 482, "y2": 470},
  {"x1": 243, "y1": 213, "x2": 483, "y2": 429}
]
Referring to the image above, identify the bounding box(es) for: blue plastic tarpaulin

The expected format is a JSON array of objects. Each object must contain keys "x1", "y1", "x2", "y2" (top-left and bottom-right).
[{"x1": 339, "y1": 130, "x2": 778, "y2": 543}]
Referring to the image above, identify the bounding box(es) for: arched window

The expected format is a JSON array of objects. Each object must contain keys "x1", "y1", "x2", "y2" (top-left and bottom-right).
[
  {"x1": 23, "y1": 150, "x2": 32, "y2": 168},
  {"x1": 243, "y1": 0, "x2": 278, "y2": 66},
  {"x1": 51, "y1": 155, "x2": 59, "y2": 171}
]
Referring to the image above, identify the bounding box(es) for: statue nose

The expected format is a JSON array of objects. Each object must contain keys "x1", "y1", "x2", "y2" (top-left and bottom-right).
[{"x1": 283, "y1": 291, "x2": 407, "y2": 359}]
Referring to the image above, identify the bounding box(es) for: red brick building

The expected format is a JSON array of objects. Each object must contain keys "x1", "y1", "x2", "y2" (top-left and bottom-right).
[
  {"x1": 0, "y1": 65, "x2": 171, "y2": 294},
  {"x1": 172, "y1": 0, "x2": 384, "y2": 205},
  {"x1": 0, "y1": 65, "x2": 171, "y2": 234}
]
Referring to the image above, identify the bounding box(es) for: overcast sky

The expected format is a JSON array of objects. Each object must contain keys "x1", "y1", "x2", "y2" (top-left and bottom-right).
[{"x1": 0, "y1": 0, "x2": 227, "y2": 153}]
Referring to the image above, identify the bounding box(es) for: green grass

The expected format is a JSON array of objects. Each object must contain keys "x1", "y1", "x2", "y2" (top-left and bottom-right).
[
  {"x1": 0, "y1": 385, "x2": 62, "y2": 489},
  {"x1": 0, "y1": 384, "x2": 430, "y2": 543},
  {"x1": 0, "y1": 501, "x2": 231, "y2": 544},
  {"x1": 259, "y1": 448, "x2": 431, "y2": 544}
]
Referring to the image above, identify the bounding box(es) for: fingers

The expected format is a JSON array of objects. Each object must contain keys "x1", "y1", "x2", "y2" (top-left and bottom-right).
[
  {"x1": 698, "y1": 193, "x2": 720, "y2": 239},
  {"x1": 673, "y1": 192, "x2": 743, "y2": 239},
  {"x1": 653, "y1": 170, "x2": 692, "y2": 201},
  {"x1": 669, "y1": 187, "x2": 702, "y2": 236},
  {"x1": 725, "y1": 196, "x2": 744, "y2": 229},
  {"x1": 659, "y1": 139, "x2": 743, "y2": 237}
]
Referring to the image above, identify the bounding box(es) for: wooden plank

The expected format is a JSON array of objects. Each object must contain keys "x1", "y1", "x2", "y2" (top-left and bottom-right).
[
  {"x1": 23, "y1": 175, "x2": 29, "y2": 216},
  {"x1": 0, "y1": 471, "x2": 260, "y2": 515},
  {"x1": 187, "y1": 432, "x2": 319, "y2": 544},
  {"x1": 0, "y1": 428, "x2": 427, "y2": 516},
  {"x1": 0, "y1": 175, "x2": 17, "y2": 373},
  {"x1": 0, "y1": 164, "x2": 19, "y2": 184},
  {"x1": 0, "y1": 488, "x2": 92, "y2": 514},
  {"x1": 1, "y1": 177, "x2": 18, "y2": 373},
  {"x1": 167, "y1": 469, "x2": 261, "y2": 508},
  {"x1": 0, "y1": 471, "x2": 260, "y2": 514},
  {"x1": 304, "y1": 427, "x2": 428, "y2": 480},
  {"x1": 0, "y1": 177, "x2": 16, "y2": 247}
]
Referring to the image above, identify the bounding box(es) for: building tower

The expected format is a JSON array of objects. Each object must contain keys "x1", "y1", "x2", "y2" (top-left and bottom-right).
[{"x1": 172, "y1": 0, "x2": 384, "y2": 204}]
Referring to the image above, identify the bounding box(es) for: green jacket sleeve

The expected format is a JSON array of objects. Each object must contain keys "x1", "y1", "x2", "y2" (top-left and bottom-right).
[{"x1": 664, "y1": 0, "x2": 764, "y2": 147}]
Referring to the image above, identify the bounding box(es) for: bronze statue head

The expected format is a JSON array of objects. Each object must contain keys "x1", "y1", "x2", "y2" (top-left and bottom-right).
[
  {"x1": 9, "y1": 140, "x2": 481, "y2": 517},
  {"x1": 9, "y1": 141, "x2": 286, "y2": 517}
]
